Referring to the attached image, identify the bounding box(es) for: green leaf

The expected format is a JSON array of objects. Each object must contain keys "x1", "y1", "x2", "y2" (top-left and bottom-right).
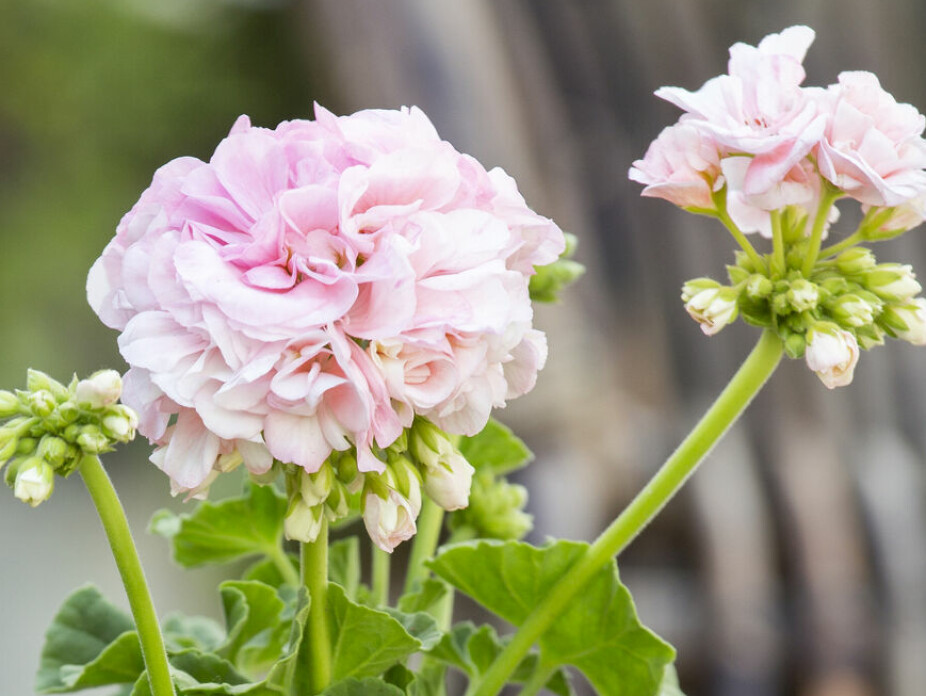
[
  {"x1": 162, "y1": 613, "x2": 225, "y2": 653},
  {"x1": 382, "y1": 664, "x2": 415, "y2": 690},
  {"x1": 382, "y1": 608, "x2": 443, "y2": 651},
  {"x1": 328, "y1": 583, "x2": 421, "y2": 680},
  {"x1": 151, "y1": 484, "x2": 288, "y2": 568},
  {"x1": 241, "y1": 555, "x2": 299, "y2": 588},
  {"x1": 426, "y1": 621, "x2": 477, "y2": 675},
  {"x1": 396, "y1": 578, "x2": 449, "y2": 615},
  {"x1": 457, "y1": 419, "x2": 532, "y2": 475},
  {"x1": 328, "y1": 537, "x2": 360, "y2": 599},
  {"x1": 321, "y1": 678, "x2": 404, "y2": 696},
  {"x1": 658, "y1": 665, "x2": 685, "y2": 696},
  {"x1": 130, "y1": 649, "x2": 274, "y2": 696},
  {"x1": 429, "y1": 540, "x2": 675, "y2": 696},
  {"x1": 218, "y1": 580, "x2": 289, "y2": 676},
  {"x1": 37, "y1": 585, "x2": 144, "y2": 693},
  {"x1": 264, "y1": 589, "x2": 310, "y2": 690}
]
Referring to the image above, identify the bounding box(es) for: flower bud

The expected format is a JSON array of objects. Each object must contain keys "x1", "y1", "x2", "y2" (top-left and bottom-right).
[
  {"x1": 856, "y1": 323, "x2": 886, "y2": 350},
  {"x1": 28, "y1": 391, "x2": 57, "y2": 417},
  {"x1": 38, "y1": 436, "x2": 69, "y2": 469},
  {"x1": 77, "y1": 426, "x2": 110, "y2": 454},
  {"x1": 865, "y1": 264, "x2": 922, "y2": 302},
  {"x1": 75, "y1": 370, "x2": 123, "y2": 409},
  {"x1": 782, "y1": 330, "x2": 806, "y2": 359},
  {"x1": 284, "y1": 496, "x2": 325, "y2": 544},
  {"x1": 424, "y1": 454, "x2": 475, "y2": 511},
  {"x1": 335, "y1": 450, "x2": 360, "y2": 487},
  {"x1": 881, "y1": 299, "x2": 926, "y2": 345},
  {"x1": 682, "y1": 284, "x2": 739, "y2": 335},
  {"x1": 324, "y1": 480, "x2": 351, "y2": 521},
  {"x1": 26, "y1": 370, "x2": 69, "y2": 402},
  {"x1": 300, "y1": 462, "x2": 335, "y2": 507},
  {"x1": 14, "y1": 456, "x2": 54, "y2": 507},
  {"x1": 0, "y1": 390, "x2": 22, "y2": 418},
  {"x1": 786, "y1": 279, "x2": 819, "y2": 312},
  {"x1": 101, "y1": 405, "x2": 138, "y2": 442},
  {"x1": 828, "y1": 294, "x2": 875, "y2": 329},
  {"x1": 805, "y1": 325, "x2": 860, "y2": 389},
  {"x1": 745, "y1": 274, "x2": 773, "y2": 300},
  {"x1": 834, "y1": 247, "x2": 877, "y2": 276},
  {"x1": 362, "y1": 488, "x2": 418, "y2": 553}
]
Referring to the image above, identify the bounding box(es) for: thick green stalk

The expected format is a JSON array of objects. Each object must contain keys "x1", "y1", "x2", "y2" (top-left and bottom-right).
[
  {"x1": 404, "y1": 497, "x2": 445, "y2": 594},
  {"x1": 467, "y1": 329, "x2": 783, "y2": 696},
  {"x1": 79, "y1": 455, "x2": 175, "y2": 696},
  {"x1": 295, "y1": 519, "x2": 331, "y2": 695},
  {"x1": 371, "y1": 545, "x2": 391, "y2": 606}
]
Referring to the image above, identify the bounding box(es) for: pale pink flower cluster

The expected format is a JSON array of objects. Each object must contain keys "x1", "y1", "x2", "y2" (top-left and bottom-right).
[
  {"x1": 88, "y1": 105, "x2": 564, "y2": 495},
  {"x1": 629, "y1": 26, "x2": 926, "y2": 236}
]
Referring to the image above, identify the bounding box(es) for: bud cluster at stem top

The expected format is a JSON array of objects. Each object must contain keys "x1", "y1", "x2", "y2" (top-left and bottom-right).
[
  {"x1": 0, "y1": 369, "x2": 138, "y2": 507},
  {"x1": 278, "y1": 417, "x2": 476, "y2": 553}
]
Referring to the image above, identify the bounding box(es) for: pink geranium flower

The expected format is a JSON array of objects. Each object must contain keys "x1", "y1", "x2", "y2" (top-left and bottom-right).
[
  {"x1": 88, "y1": 105, "x2": 564, "y2": 495},
  {"x1": 655, "y1": 25, "x2": 826, "y2": 197},
  {"x1": 816, "y1": 71, "x2": 926, "y2": 206}
]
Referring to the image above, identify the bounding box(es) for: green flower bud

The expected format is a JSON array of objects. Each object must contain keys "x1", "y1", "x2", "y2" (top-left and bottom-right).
[
  {"x1": 0, "y1": 430, "x2": 18, "y2": 466},
  {"x1": 38, "y1": 436, "x2": 69, "y2": 469},
  {"x1": 335, "y1": 450, "x2": 360, "y2": 488},
  {"x1": 56, "y1": 401, "x2": 80, "y2": 425},
  {"x1": 782, "y1": 330, "x2": 806, "y2": 359},
  {"x1": 881, "y1": 299, "x2": 926, "y2": 345},
  {"x1": 856, "y1": 323, "x2": 886, "y2": 350},
  {"x1": 300, "y1": 462, "x2": 334, "y2": 507},
  {"x1": 819, "y1": 276, "x2": 851, "y2": 296},
  {"x1": 77, "y1": 426, "x2": 110, "y2": 455},
  {"x1": 283, "y1": 496, "x2": 325, "y2": 543},
  {"x1": 745, "y1": 274, "x2": 773, "y2": 300},
  {"x1": 726, "y1": 264, "x2": 751, "y2": 285},
  {"x1": 834, "y1": 247, "x2": 877, "y2": 276},
  {"x1": 865, "y1": 264, "x2": 922, "y2": 301},
  {"x1": 828, "y1": 294, "x2": 876, "y2": 329},
  {"x1": 26, "y1": 369, "x2": 69, "y2": 402},
  {"x1": 786, "y1": 279, "x2": 820, "y2": 312},
  {"x1": 0, "y1": 390, "x2": 22, "y2": 418},
  {"x1": 324, "y1": 480, "x2": 351, "y2": 521},
  {"x1": 450, "y1": 474, "x2": 532, "y2": 541},
  {"x1": 63, "y1": 424, "x2": 81, "y2": 443},
  {"x1": 101, "y1": 405, "x2": 138, "y2": 442},
  {"x1": 28, "y1": 391, "x2": 57, "y2": 417},
  {"x1": 14, "y1": 456, "x2": 54, "y2": 507},
  {"x1": 16, "y1": 436, "x2": 37, "y2": 456}
]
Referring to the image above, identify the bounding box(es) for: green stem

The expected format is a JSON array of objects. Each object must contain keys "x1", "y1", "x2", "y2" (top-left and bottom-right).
[
  {"x1": 371, "y1": 545, "x2": 391, "y2": 607},
  {"x1": 295, "y1": 519, "x2": 331, "y2": 695},
  {"x1": 404, "y1": 498, "x2": 445, "y2": 594},
  {"x1": 770, "y1": 210, "x2": 786, "y2": 276},
  {"x1": 717, "y1": 208, "x2": 768, "y2": 273},
  {"x1": 518, "y1": 657, "x2": 557, "y2": 696},
  {"x1": 267, "y1": 543, "x2": 300, "y2": 587},
  {"x1": 817, "y1": 230, "x2": 863, "y2": 260},
  {"x1": 801, "y1": 189, "x2": 840, "y2": 276},
  {"x1": 467, "y1": 329, "x2": 783, "y2": 696},
  {"x1": 79, "y1": 455, "x2": 175, "y2": 696}
]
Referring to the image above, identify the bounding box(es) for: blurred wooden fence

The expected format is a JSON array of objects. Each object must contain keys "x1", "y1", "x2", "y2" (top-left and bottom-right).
[{"x1": 304, "y1": 2, "x2": 926, "y2": 694}]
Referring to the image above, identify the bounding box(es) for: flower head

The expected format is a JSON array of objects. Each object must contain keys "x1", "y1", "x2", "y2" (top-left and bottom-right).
[{"x1": 88, "y1": 105, "x2": 565, "y2": 499}]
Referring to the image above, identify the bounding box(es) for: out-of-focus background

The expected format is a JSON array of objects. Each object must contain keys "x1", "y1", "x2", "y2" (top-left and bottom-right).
[{"x1": 3, "y1": 1, "x2": 926, "y2": 694}]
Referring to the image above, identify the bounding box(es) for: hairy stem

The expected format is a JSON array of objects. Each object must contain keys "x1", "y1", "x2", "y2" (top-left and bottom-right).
[
  {"x1": 294, "y1": 519, "x2": 331, "y2": 695},
  {"x1": 79, "y1": 455, "x2": 175, "y2": 696},
  {"x1": 467, "y1": 329, "x2": 783, "y2": 696},
  {"x1": 404, "y1": 497, "x2": 445, "y2": 594},
  {"x1": 371, "y1": 545, "x2": 391, "y2": 606}
]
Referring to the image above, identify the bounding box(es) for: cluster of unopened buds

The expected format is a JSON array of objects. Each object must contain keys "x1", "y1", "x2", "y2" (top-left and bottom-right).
[
  {"x1": 0, "y1": 369, "x2": 137, "y2": 506},
  {"x1": 281, "y1": 417, "x2": 475, "y2": 552},
  {"x1": 630, "y1": 25, "x2": 926, "y2": 388}
]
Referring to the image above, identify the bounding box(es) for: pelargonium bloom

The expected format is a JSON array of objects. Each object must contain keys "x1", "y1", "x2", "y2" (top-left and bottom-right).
[
  {"x1": 87, "y1": 105, "x2": 564, "y2": 495},
  {"x1": 655, "y1": 25, "x2": 826, "y2": 197},
  {"x1": 816, "y1": 71, "x2": 926, "y2": 206}
]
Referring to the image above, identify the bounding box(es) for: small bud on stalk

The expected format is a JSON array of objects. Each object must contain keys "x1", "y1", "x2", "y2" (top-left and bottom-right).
[{"x1": 14, "y1": 457, "x2": 55, "y2": 507}]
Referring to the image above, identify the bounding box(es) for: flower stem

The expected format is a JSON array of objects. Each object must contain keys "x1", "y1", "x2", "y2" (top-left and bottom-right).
[
  {"x1": 466, "y1": 329, "x2": 783, "y2": 696},
  {"x1": 717, "y1": 208, "x2": 768, "y2": 273},
  {"x1": 295, "y1": 519, "x2": 331, "y2": 695},
  {"x1": 817, "y1": 231, "x2": 863, "y2": 260},
  {"x1": 79, "y1": 455, "x2": 175, "y2": 696},
  {"x1": 801, "y1": 188, "x2": 840, "y2": 276},
  {"x1": 770, "y1": 210, "x2": 786, "y2": 276},
  {"x1": 518, "y1": 657, "x2": 557, "y2": 696},
  {"x1": 371, "y1": 545, "x2": 391, "y2": 606},
  {"x1": 404, "y1": 497, "x2": 445, "y2": 594},
  {"x1": 267, "y1": 543, "x2": 300, "y2": 587}
]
